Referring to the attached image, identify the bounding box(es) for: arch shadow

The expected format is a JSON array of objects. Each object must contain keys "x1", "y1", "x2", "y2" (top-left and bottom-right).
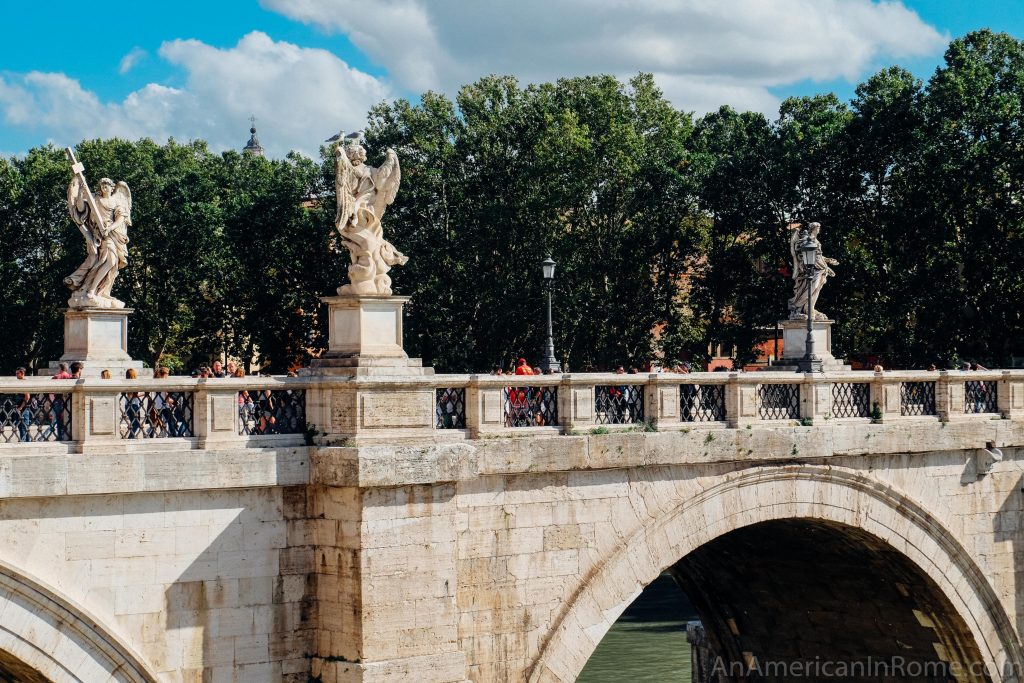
[
  {"x1": 0, "y1": 557, "x2": 158, "y2": 682},
  {"x1": 528, "y1": 464, "x2": 1024, "y2": 683}
]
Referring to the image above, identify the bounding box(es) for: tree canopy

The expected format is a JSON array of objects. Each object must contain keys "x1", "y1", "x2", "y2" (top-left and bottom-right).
[{"x1": 1, "y1": 30, "x2": 1022, "y2": 373}]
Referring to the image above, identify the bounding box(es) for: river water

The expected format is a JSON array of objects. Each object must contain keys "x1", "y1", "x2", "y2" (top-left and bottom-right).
[{"x1": 577, "y1": 574, "x2": 698, "y2": 682}]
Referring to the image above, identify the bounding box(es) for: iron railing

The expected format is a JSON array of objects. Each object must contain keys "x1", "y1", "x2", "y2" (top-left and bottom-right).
[
  {"x1": 504, "y1": 386, "x2": 558, "y2": 427},
  {"x1": 436, "y1": 388, "x2": 467, "y2": 429},
  {"x1": 595, "y1": 385, "x2": 644, "y2": 425},
  {"x1": 239, "y1": 389, "x2": 306, "y2": 435},
  {"x1": 964, "y1": 381, "x2": 998, "y2": 414},
  {"x1": 680, "y1": 384, "x2": 727, "y2": 422},
  {"x1": 758, "y1": 384, "x2": 800, "y2": 420},
  {"x1": 120, "y1": 391, "x2": 194, "y2": 438},
  {"x1": 831, "y1": 382, "x2": 871, "y2": 418},
  {"x1": 0, "y1": 392, "x2": 72, "y2": 442},
  {"x1": 900, "y1": 382, "x2": 936, "y2": 416}
]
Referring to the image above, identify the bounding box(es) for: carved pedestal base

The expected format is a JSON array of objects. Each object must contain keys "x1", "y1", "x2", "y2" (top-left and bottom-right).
[
  {"x1": 771, "y1": 318, "x2": 850, "y2": 371},
  {"x1": 307, "y1": 295, "x2": 431, "y2": 377},
  {"x1": 44, "y1": 308, "x2": 144, "y2": 378}
]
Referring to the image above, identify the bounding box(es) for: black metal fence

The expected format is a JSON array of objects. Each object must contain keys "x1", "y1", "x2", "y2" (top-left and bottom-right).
[
  {"x1": 239, "y1": 389, "x2": 306, "y2": 435},
  {"x1": 120, "y1": 391, "x2": 194, "y2": 438},
  {"x1": 964, "y1": 380, "x2": 998, "y2": 414},
  {"x1": 0, "y1": 392, "x2": 72, "y2": 442},
  {"x1": 900, "y1": 382, "x2": 936, "y2": 416},
  {"x1": 680, "y1": 384, "x2": 727, "y2": 422},
  {"x1": 504, "y1": 386, "x2": 558, "y2": 427},
  {"x1": 436, "y1": 388, "x2": 467, "y2": 429},
  {"x1": 595, "y1": 385, "x2": 644, "y2": 425},
  {"x1": 758, "y1": 384, "x2": 800, "y2": 420},
  {"x1": 831, "y1": 382, "x2": 871, "y2": 418}
]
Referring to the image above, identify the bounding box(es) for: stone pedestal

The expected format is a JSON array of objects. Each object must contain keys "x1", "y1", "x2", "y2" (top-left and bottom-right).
[
  {"x1": 307, "y1": 295, "x2": 431, "y2": 376},
  {"x1": 771, "y1": 318, "x2": 850, "y2": 371},
  {"x1": 44, "y1": 308, "x2": 144, "y2": 378}
]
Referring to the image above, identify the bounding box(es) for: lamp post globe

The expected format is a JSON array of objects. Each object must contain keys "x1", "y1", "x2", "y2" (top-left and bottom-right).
[{"x1": 540, "y1": 256, "x2": 561, "y2": 373}]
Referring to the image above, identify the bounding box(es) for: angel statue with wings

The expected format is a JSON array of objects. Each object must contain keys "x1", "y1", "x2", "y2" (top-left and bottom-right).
[
  {"x1": 63, "y1": 148, "x2": 132, "y2": 309},
  {"x1": 334, "y1": 138, "x2": 408, "y2": 296},
  {"x1": 787, "y1": 221, "x2": 838, "y2": 321}
]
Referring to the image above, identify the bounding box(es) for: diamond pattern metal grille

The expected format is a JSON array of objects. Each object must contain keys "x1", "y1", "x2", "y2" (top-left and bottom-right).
[
  {"x1": 239, "y1": 389, "x2": 306, "y2": 435},
  {"x1": 964, "y1": 380, "x2": 997, "y2": 414},
  {"x1": 504, "y1": 386, "x2": 558, "y2": 427},
  {"x1": 436, "y1": 388, "x2": 466, "y2": 429},
  {"x1": 900, "y1": 382, "x2": 936, "y2": 416},
  {"x1": 680, "y1": 384, "x2": 727, "y2": 422},
  {"x1": 120, "y1": 391, "x2": 194, "y2": 438},
  {"x1": 758, "y1": 384, "x2": 800, "y2": 420},
  {"x1": 831, "y1": 382, "x2": 870, "y2": 418},
  {"x1": 0, "y1": 392, "x2": 72, "y2": 442},
  {"x1": 595, "y1": 385, "x2": 644, "y2": 425}
]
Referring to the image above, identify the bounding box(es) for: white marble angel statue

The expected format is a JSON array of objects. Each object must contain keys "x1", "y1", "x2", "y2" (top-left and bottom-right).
[
  {"x1": 334, "y1": 139, "x2": 408, "y2": 296},
  {"x1": 63, "y1": 148, "x2": 131, "y2": 309},
  {"x1": 787, "y1": 222, "x2": 837, "y2": 321}
]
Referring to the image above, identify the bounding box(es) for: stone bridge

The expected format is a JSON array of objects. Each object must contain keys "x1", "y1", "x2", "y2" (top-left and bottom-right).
[{"x1": 0, "y1": 368, "x2": 1022, "y2": 682}]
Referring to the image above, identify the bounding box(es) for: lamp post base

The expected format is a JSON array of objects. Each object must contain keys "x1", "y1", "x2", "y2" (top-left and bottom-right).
[{"x1": 771, "y1": 319, "x2": 850, "y2": 371}]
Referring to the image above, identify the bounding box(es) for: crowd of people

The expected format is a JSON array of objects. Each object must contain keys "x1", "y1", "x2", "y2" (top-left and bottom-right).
[{"x1": 489, "y1": 358, "x2": 701, "y2": 376}]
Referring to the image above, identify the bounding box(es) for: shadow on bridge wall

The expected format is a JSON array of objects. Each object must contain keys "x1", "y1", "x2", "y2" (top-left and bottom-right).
[{"x1": 162, "y1": 485, "x2": 315, "y2": 680}]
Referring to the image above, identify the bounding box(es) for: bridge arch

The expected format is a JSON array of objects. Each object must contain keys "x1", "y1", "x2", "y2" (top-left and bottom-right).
[
  {"x1": 0, "y1": 558, "x2": 158, "y2": 682},
  {"x1": 528, "y1": 464, "x2": 1024, "y2": 682}
]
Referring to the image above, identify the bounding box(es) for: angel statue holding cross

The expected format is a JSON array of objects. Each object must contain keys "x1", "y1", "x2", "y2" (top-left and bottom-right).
[
  {"x1": 63, "y1": 148, "x2": 132, "y2": 309},
  {"x1": 334, "y1": 136, "x2": 408, "y2": 296}
]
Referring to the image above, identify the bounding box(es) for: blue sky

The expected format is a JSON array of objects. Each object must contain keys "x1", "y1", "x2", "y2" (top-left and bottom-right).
[{"x1": 0, "y1": 0, "x2": 1020, "y2": 158}]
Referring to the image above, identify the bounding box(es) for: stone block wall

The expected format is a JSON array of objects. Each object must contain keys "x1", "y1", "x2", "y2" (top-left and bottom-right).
[{"x1": 0, "y1": 486, "x2": 314, "y2": 682}]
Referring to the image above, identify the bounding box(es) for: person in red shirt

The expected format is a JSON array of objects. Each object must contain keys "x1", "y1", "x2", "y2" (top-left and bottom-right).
[
  {"x1": 51, "y1": 362, "x2": 72, "y2": 379},
  {"x1": 514, "y1": 358, "x2": 534, "y2": 375}
]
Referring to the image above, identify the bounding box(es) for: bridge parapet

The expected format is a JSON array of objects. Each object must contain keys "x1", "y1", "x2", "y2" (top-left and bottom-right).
[
  {"x1": 308, "y1": 368, "x2": 1023, "y2": 444},
  {"x1": 0, "y1": 370, "x2": 1018, "y2": 453}
]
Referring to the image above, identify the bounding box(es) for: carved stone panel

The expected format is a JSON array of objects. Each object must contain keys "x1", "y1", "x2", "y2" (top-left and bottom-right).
[
  {"x1": 90, "y1": 396, "x2": 115, "y2": 435},
  {"x1": 573, "y1": 388, "x2": 593, "y2": 421},
  {"x1": 212, "y1": 395, "x2": 235, "y2": 432},
  {"x1": 360, "y1": 390, "x2": 432, "y2": 429}
]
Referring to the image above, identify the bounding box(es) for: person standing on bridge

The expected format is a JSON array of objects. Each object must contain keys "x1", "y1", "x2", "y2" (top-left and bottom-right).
[
  {"x1": 14, "y1": 368, "x2": 34, "y2": 442},
  {"x1": 515, "y1": 358, "x2": 535, "y2": 375}
]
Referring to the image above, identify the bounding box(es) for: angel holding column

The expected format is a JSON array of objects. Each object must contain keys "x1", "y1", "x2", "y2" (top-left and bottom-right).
[
  {"x1": 64, "y1": 148, "x2": 132, "y2": 309},
  {"x1": 334, "y1": 137, "x2": 408, "y2": 296}
]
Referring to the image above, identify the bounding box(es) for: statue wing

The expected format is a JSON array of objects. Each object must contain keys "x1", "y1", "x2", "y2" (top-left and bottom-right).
[
  {"x1": 335, "y1": 149, "x2": 354, "y2": 230},
  {"x1": 114, "y1": 182, "x2": 132, "y2": 225},
  {"x1": 371, "y1": 148, "x2": 401, "y2": 219}
]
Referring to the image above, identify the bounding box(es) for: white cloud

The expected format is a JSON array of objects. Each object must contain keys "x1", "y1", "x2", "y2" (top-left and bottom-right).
[
  {"x1": 0, "y1": 32, "x2": 390, "y2": 157},
  {"x1": 118, "y1": 47, "x2": 148, "y2": 75},
  {"x1": 262, "y1": 0, "x2": 947, "y2": 117}
]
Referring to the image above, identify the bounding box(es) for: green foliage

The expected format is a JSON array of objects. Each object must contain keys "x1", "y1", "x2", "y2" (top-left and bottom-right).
[
  {"x1": 2, "y1": 30, "x2": 1024, "y2": 373},
  {"x1": 0, "y1": 139, "x2": 338, "y2": 373},
  {"x1": 367, "y1": 74, "x2": 706, "y2": 371}
]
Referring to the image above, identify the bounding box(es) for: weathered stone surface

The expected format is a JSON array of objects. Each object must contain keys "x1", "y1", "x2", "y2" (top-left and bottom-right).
[{"x1": 0, "y1": 410, "x2": 1019, "y2": 681}]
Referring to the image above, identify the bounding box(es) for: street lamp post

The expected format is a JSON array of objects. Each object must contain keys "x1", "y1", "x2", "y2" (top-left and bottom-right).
[
  {"x1": 539, "y1": 256, "x2": 561, "y2": 373},
  {"x1": 797, "y1": 228, "x2": 824, "y2": 373}
]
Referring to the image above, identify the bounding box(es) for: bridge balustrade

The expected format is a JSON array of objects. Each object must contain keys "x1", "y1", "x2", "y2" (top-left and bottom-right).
[
  {"x1": 119, "y1": 390, "x2": 195, "y2": 438},
  {"x1": 594, "y1": 385, "x2": 644, "y2": 425},
  {"x1": 964, "y1": 380, "x2": 998, "y2": 414},
  {"x1": 0, "y1": 370, "x2": 1016, "y2": 449},
  {"x1": 680, "y1": 383, "x2": 727, "y2": 422},
  {"x1": 0, "y1": 391, "x2": 72, "y2": 442},
  {"x1": 757, "y1": 382, "x2": 801, "y2": 420}
]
